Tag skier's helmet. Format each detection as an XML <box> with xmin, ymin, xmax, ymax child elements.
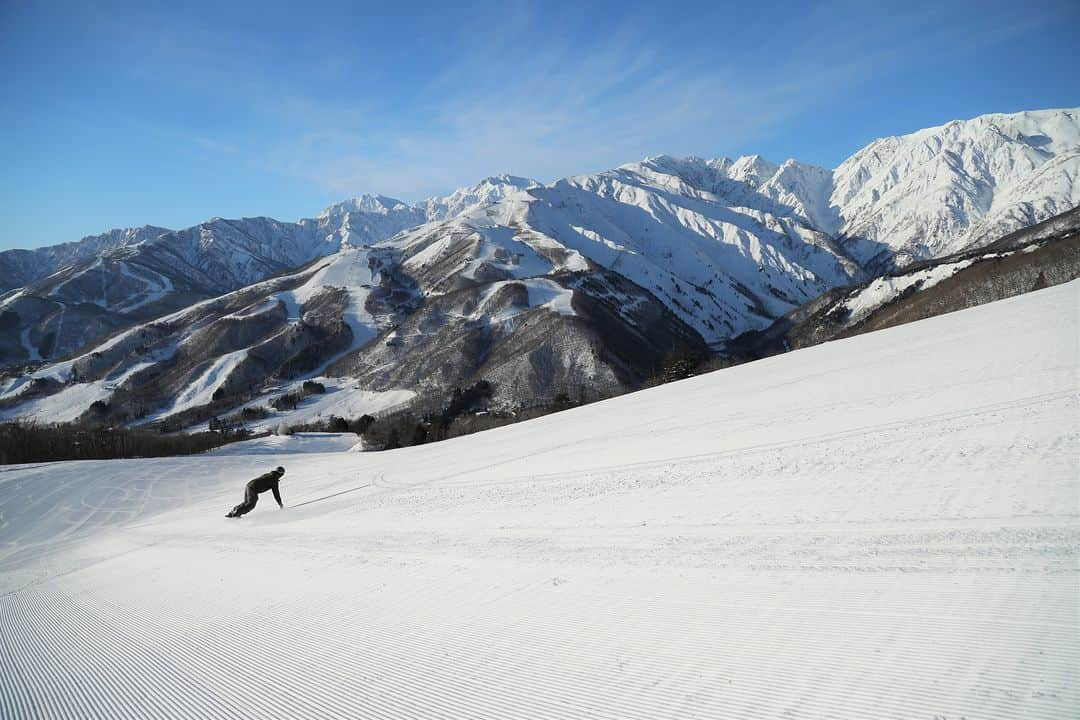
<box><xmin>276</xmin><ymin>466</ymin><xmax>285</xmax><ymax>475</ymax></box>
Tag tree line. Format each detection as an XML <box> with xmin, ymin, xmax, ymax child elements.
<box><xmin>0</xmin><ymin>421</ymin><xmax>232</xmax><ymax>465</ymax></box>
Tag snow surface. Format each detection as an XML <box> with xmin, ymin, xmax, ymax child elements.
<box><xmin>473</xmin><ymin>278</ymin><xmax>577</xmax><ymax>322</ymax></box>
<box><xmin>110</xmin><ymin>261</ymin><xmax>175</xmax><ymax>314</ymax></box>
<box><xmin>207</xmin><ymin>432</ymin><xmax>361</xmax><ymax>456</ymax></box>
<box><xmin>142</xmin><ymin>350</ymin><xmax>249</xmax><ymax>422</ymax></box>
<box><xmin>0</xmin><ymin>381</ymin><xmax>112</xmax><ymax>424</ymax></box>
<box><xmin>841</xmin><ymin>258</ymin><xmax>976</xmax><ymax>324</ymax></box>
<box><xmin>0</xmin><ymin>362</ymin><xmax>155</xmax><ymax>423</ymax></box>
<box><xmin>288</xmin><ymin>247</ymin><xmax>384</xmax><ymax>350</ymax></box>
<box><xmin>0</xmin><ymin>281</ymin><xmax>1076</xmax><ymax>719</ymax></box>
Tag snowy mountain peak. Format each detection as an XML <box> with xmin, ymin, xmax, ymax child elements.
<box><xmin>903</xmin><ymin>108</ymin><xmax>1080</xmax><ymax>154</ymax></box>
<box><xmin>631</xmin><ymin>154</ymin><xmax>715</xmax><ymax>178</ymax></box>
<box><xmin>319</xmin><ymin>194</ymin><xmax>412</xmax><ymax>220</ymax></box>
<box><xmin>833</xmin><ymin>107</ymin><xmax>1080</xmax><ymax>267</ymax></box>
<box><xmin>706</xmin><ymin>156</ymin><xmax>734</xmax><ymax>172</ymax></box>
<box><xmin>477</xmin><ymin>174</ymin><xmax>537</xmax><ymax>189</ymax></box>
<box><xmin>100</xmin><ymin>224</ymin><xmax>170</xmax><ymax>243</ymax></box>
<box><xmin>758</xmin><ymin>159</ymin><xmax>839</xmax><ymax>234</ymax></box>
<box><xmin>418</xmin><ymin>174</ymin><xmax>541</xmax><ymax>223</ymax></box>
<box><xmin>728</xmin><ymin>154</ymin><xmax>779</xmax><ymax>187</ymax></box>
<box><xmin>616</xmin><ymin>155</ymin><xmax>729</xmax><ymax>197</ymax></box>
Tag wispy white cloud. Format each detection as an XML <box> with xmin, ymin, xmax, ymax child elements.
<box><xmin>168</xmin><ymin>1</ymin><xmax>1065</xmax><ymax>203</ymax></box>
<box><xmin>252</xmin><ymin>19</ymin><xmax>868</xmax><ymax>199</ymax></box>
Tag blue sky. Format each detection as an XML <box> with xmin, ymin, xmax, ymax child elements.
<box><xmin>1</xmin><ymin>0</ymin><xmax>1077</xmax><ymax>251</ymax></box>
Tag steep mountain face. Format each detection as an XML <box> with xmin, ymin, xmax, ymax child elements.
<box><xmin>1</xmin><ymin>108</ymin><xmax>1077</xmax><ymax>429</ymax></box>
<box><xmin>833</xmin><ymin>108</ymin><xmax>1080</xmax><ymax>269</ymax></box>
<box><xmin>519</xmin><ymin>158</ymin><xmax>859</xmax><ymax>343</ymax></box>
<box><xmin>387</xmin><ymin>156</ymin><xmax>862</xmax><ymax>347</ymax></box>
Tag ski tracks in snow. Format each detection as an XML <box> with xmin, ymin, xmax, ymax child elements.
<box><xmin>1</xmin><ymin>553</ymin><xmax>1076</xmax><ymax>719</ymax></box>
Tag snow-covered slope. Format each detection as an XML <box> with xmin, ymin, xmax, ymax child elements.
<box><xmin>1</xmin><ymin>281</ymin><xmax>1076</xmax><ymax>719</ymax></box>
<box><xmin>0</xmin><ymin>235</ymin><xmax>703</xmax><ymax>428</ymax></box>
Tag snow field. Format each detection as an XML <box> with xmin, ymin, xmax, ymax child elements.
<box><xmin>0</xmin><ymin>361</ymin><xmax>157</xmax><ymax>423</ymax></box>
<box><xmin>841</xmin><ymin>258</ymin><xmax>975</xmax><ymax>323</ymax></box>
<box><xmin>111</xmin><ymin>261</ymin><xmax>175</xmax><ymax>313</ymax></box>
<box><xmin>206</xmin><ymin>432</ymin><xmax>361</xmax><ymax>455</ymax></box>
<box><xmin>0</xmin><ymin>382</ymin><xmax>112</xmax><ymax>424</ymax></box>
<box><xmin>0</xmin><ymin>280</ymin><xmax>1076</xmax><ymax>719</ymax></box>
<box><xmin>142</xmin><ymin>350</ymin><xmax>249</xmax><ymax>421</ymax></box>
<box><xmin>474</xmin><ymin>278</ymin><xmax>577</xmax><ymax>322</ymax></box>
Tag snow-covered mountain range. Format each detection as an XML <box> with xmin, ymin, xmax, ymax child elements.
<box><xmin>0</xmin><ymin>176</ymin><xmax>544</xmax><ymax>367</ymax></box>
<box><xmin>1</xmin><ymin>108</ymin><xmax>1077</xmax><ymax>427</ymax></box>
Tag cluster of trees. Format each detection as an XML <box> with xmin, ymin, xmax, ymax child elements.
<box><xmin>0</xmin><ymin>422</ymin><xmax>231</xmax><ymax>465</ymax></box>
<box><xmin>207</xmin><ymin>416</ymin><xmax>252</xmax><ymax>439</ymax></box>
<box><xmin>362</xmin><ymin>380</ymin><xmax>496</xmax><ymax>449</ymax></box>
<box><xmin>302</xmin><ymin>380</ymin><xmax>327</xmax><ymax>394</ymax></box>
<box><xmin>273</xmin><ymin>380</ymin><xmax>493</xmax><ymax>451</ymax></box>
<box><xmin>204</xmin><ymin>404</ymin><xmax>272</xmax><ymax>437</ymax></box>
<box><xmin>277</xmin><ymin>377</ymin><xmax>634</xmax><ymax>453</ymax></box>
<box><xmin>240</xmin><ymin>405</ymin><xmax>270</xmax><ymax>420</ymax></box>
<box><xmin>642</xmin><ymin>343</ymin><xmax>734</xmax><ymax>388</ymax></box>
<box><xmin>270</xmin><ymin>380</ymin><xmax>326</xmax><ymax>411</ymax></box>
<box><xmin>287</xmin><ymin>413</ymin><xmax>373</xmax><ymax>435</ymax></box>
<box><xmin>352</xmin><ymin>380</ymin><xmax>606</xmax><ymax>451</ymax></box>
<box><xmin>280</xmin><ymin>380</ymin><xmax>502</xmax><ymax>450</ymax></box>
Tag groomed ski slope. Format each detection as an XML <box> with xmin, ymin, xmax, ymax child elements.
<box><xmin>1</xmin><ymin>281</ymin><xmax>1077</xmax><ymax>720</ymax></box>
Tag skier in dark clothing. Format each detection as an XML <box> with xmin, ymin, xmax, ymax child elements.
<box><xmin>226</xmin><ymin>466</ymin><xmax>285</xmax><ymax>517</ymax></box>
